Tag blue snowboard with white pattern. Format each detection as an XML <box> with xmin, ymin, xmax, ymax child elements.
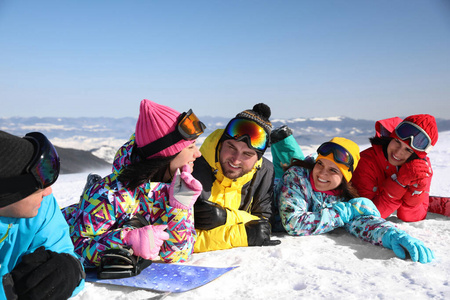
<box><xmin>85</xmin><ymin>263</ymin><xmax>238</xmax><ymax>293</ymax></box>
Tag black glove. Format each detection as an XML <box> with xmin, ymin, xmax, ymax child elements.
<box><xmin>270</xmin><ymin>125</ymin><xmax>293</xmax><ymax>144</ymax></box>
<box><xmin>245</xmin><ymin>219</ymin><xmax>281</xmax><ymax>247</ymax></box>
<box><xmin>194</xmin><ymin>200</ymin><xmax>227</xmax><ymax>230</ymax></box>
<box><xmin>7</xmin><ymin>246</ymin><xmax>84</xmax><ymax>300</ymax></box>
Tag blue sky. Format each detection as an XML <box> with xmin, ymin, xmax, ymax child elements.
<box><xmin>1</xmin><ymin>0</ymin><xmax>449</xmax><ymax>121</ymax></box>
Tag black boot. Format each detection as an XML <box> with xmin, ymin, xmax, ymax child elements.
<box><xmin>270</xmin><ymin>125</ymin><xmax>293</xmax><ymax>144</ymax></box>
<box><xmin>80</xmin><ymin>173</ymin><xmax>102</xmax><ymax>200</ymax></box>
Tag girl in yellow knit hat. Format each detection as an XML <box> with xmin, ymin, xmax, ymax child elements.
<box><xmin>272</xmin><ymin>135</ymin><xmax>434</xmax><ymax>263</ymax></box>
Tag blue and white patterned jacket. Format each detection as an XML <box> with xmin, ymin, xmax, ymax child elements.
<box><xmin>274</xmin><ymin>157</ymin><xmax>397</xmax><ymax>246</ymax></box>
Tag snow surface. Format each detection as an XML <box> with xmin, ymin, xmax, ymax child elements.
<box><xmin>52</xmin><ymin>132</ymin><xmax>450</xmax><ymax>300</ymax></box>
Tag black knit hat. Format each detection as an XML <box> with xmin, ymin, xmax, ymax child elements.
<box><xmin>0</xmin><ymin>131</ymin><xmax>36</xmax><ymax>207</ymax></box>
<box><xmin>222</xmin><ymin>103</ymin><xmax>272</xmax><ymax>159</ymax></box>
<box><xmin>235</xmin><ymin>103</ymin><xmax>272</xmax><ymax>136</ymax></box>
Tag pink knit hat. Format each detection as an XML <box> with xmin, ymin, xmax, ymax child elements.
<box><xmin>135</xmin><ymin>99</ymin><xmax>193</xmax><ymax>159</ymax></box>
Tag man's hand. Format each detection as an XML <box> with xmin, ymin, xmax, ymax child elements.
<box><xmin>193</xmin><ymin>200</ymin><xmax>227</xmax><ymax>230</ymax></box>
<box><xmin>245</xmin><ymin>219</ymin><xmax>281</xmax><ymax>246</ymax></box>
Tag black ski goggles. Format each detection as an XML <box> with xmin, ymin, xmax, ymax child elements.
<box><xmin>317</xmin><ymin>142</ymin><xmax>355</xmax><ymax>173</ymax></box>
<box><xmin>0</xmin><ymin>132</ymin><xmax>60</xmax><ymax>205</ymax></box>
<box><xmin>223</xmin><ymin>118</ymin><xmax>269</xmax><ymax>152</ymax></box>
<box><xmin>395</xmin><ymin>121</ymin><xmax>433</xmax><ymax>153</ymax></box>
<box><xmin>137</xmin><ymin>109</ymin><xmax>206</xmax><ymax>158</ymax></box>
<box><xmin>24</xmin><ymin>132</ymin><xmax>60</xmax><ymax>189</ymax></box>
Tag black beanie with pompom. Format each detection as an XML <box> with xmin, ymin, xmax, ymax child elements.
<box><xmin>234</xmin><ymin>103</ymin><xmax>272</xmax><ymax>136</ymax></box>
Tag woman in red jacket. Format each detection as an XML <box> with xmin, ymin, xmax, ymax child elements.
<box><xmin>352</xmin><ymin>114</ymin><xmax>439</xmax><ymax>222</ymax></box>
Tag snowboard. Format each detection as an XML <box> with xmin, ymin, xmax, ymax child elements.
<box><xmin>85</xmin><ymin>263</ymin><xmax>238</xmax><ymax>293</ymax></box>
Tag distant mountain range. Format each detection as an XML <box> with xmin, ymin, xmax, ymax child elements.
<box><xmin>2</xmin><ymin>116</ymin><xmax>449</xmax><ymax>174</ymax></box>
<box><xmin>54</xmin><ymin>146</ymin><xmax>110</xmax><ymax>174</ymax></box>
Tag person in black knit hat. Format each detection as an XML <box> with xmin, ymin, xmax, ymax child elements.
<box><xmin>192</xmin><ymin>103</ymin><xmax>281</xmax><ymax>252</ymax></box>
<box><xmin>0</xmin><ymin>130</ymin><xmax>85</xmax><ymax>299</ymax></box>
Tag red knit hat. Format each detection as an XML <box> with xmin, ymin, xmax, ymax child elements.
<box><xmin>135</xmin><ymin>99</ymin><xmax>193</xmax><ymax>159</ymax></box>
<box><xmin>390</xmin><ymin>114</ymin><xmax>438</xmax><ymax>158</ymax></box>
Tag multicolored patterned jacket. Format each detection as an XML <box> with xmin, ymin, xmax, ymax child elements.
<box><xmin>274</xmin><ymin>157</ymin><xmax>398</xmax><ymax>247</ymax></box>
<box><xmin>62</xmin><ymin>134</ymin><xmax>196</xmax><ymax>268</ymax></box>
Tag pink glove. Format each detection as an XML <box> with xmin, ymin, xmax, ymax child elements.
<box><xmin>397</xmin><ymin>159</ymin><xmax>432</xmax><ymax>187</ymax></box>
<box><xmin>123</xmin><ymin>225</ymin><xmax>169</xmax><ymax>260</ymax></box>
<box><xmin>169</xmin><ymin>164</ymin><xmax>203</xmax><ymax>210</ymax></box>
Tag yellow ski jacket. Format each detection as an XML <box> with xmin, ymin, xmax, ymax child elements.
<box><xmin>192</xmin><ymin>129</ymin><xmax>275</xmax><ymax>252</ymax></box>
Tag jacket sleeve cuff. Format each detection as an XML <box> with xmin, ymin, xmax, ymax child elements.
<box><xmin>2</xmin><ymin>273</ymin><xmax>17</xmax><ymax>300</ymax></box>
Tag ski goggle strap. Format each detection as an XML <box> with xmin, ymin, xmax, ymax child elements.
<box><xmin>395</xmin><ymin>121</ymin><xmax>433</xmax><ymax>153</ymax></box>
<box><xmin>223</xmin><ymin>118</ymin><xmax>269</xmax><ymax>152</ymax></box>
<box><xmin>0</xmin><ymin>132</ymin><xmax>60</xmax><ymax>200</ymax></box>
<box><xmin>317</xmin><ymin>142</ymin><xmax>355</xmax><ymax>173</ymax></box>
<box><xmin>137</xmin><ymin>109</ymin><xmax>206</xmax><ymax>158</ymax></box>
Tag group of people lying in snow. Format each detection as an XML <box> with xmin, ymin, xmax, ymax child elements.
<box><xmin>1</xmin><ymin>99</ymin><xmax>448</xmax><ymax>299</ymax></box>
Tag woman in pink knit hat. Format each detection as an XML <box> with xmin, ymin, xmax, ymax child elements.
<box><xmin>352</xmin><ymin>114</ymin><xmax>448</xmax><ymax>222</ymax></box>
<box><xmin>62</xmin><ymin>99</ymin><xmax>206</xmax><ymax>275</ymax></box>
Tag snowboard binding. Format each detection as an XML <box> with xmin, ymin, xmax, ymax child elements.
<box><xmin>97</xmin><ymin>246</ymin><xmax>152</xmax><ymax>279</ymax></box>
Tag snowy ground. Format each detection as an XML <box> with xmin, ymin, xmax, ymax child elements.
<box><xmin>53</xmin><ymin>132</ymin><xmax>450</xmax><ymax>300</ymax></box>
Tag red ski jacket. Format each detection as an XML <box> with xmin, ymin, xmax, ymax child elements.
<box><xmin>352</xmin><ymin>117</ymin><xmax>432</xmax><ymax>221</ymax></box>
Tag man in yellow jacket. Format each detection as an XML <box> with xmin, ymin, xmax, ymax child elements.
<box><xmin>192</xmin><ymin>103</ymin><xmax>280</xmax><ymax>252</ymax></box>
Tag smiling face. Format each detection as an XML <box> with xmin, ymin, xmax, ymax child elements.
<box><xmin>386</xmin><ymin>138</ymin><xmax>414</xmax><ymax>167</ymax></box>
<box><xmin>219</xmin><ymin>139</ymin><xmax>258</xmax><ymax>179</ymax></box>
<box><xmin>312</xmin><ymin>159</ymin><xmax>344</xmax><ymax>192</ymax></box>
<box><xmin>170</xmin><ymin>141</ymin><xmax>202</xmax><ymax>173</ymax></box>
<box><xmin>0</xmin><ymin>186</ymin><xmax>52</xmax><ymax>218</ymax></box>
